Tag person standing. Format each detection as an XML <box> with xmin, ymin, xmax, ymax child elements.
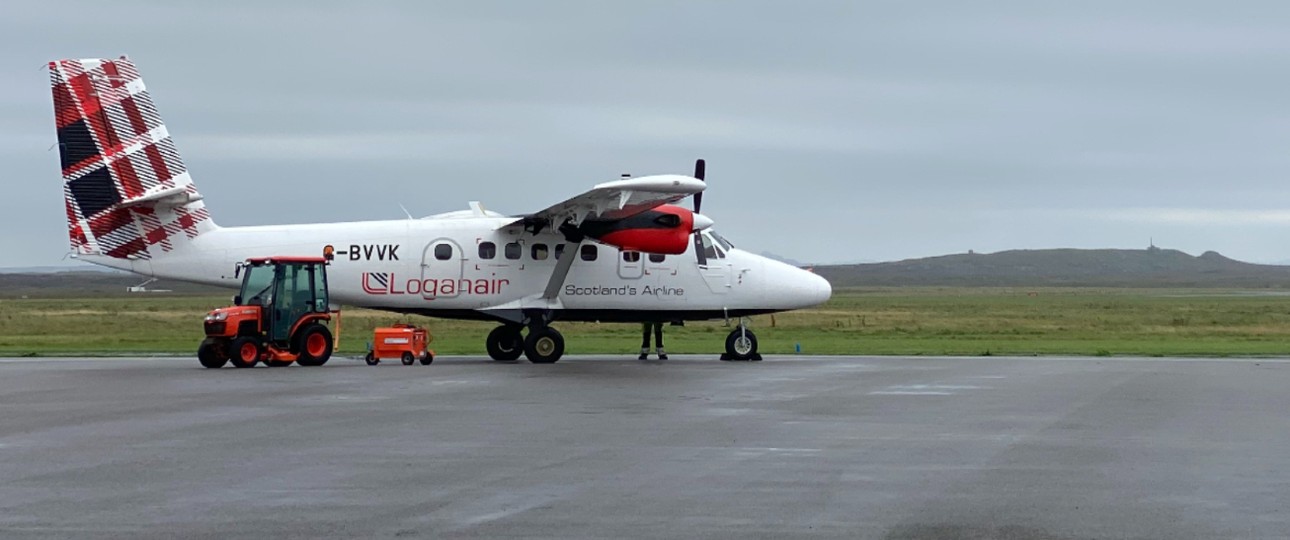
<box><xmin>639</xmin><ymin>321</ymin><xmax>667</xmax><ymax>360</ymax></box>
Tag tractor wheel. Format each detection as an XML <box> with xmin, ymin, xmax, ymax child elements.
<box><xmin>294</xmin><ymin>324</ymin><xmax>333</xmax><ymax>367</ymax></box>
<box><xmin>197</xmin><ymin>338</ymin><xmax>228</xmax><ymax>369</ymax></box>
<box><xmin>365</xmin><ymin>352</ymin><xmax>379</xmax><ymax>366</ymax></box>
<box><xmin>420</xmin><ymin>351</ymin><xmax>434</xmax><ymax>365</ymax></box>
<box><xmin>229</xmin><ymin>336</ymin><xmax>262</xmax><ymax>368</ymax></box>
<box><xmin>401</xmin><ymin>352</ymin><xmax>415</xmax><ymax>365</ymax></box>
<box><xmin>486</xmin><ymin>326</ymin><xmax>524</xmax><ymax>361</ymax></box>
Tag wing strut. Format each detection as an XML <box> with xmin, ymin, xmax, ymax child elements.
<box><xmin>541</xmin><ymin>221</ymin><xmax>587</xmax><ymax>300</ymax></box>
<box><xmin>542</xmin><ymin>240</ymin><xmax>582</xmax><ymax>300</ymax></box>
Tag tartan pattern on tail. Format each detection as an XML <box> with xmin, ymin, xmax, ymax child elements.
<box><xmin>50</xmin><ymin>56</ymin><xmax>212</xmax><ymax>259</ymax></box>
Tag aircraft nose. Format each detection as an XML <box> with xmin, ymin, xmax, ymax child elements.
<box><xmin>806</xmin><ymin>270</ymin><xmax>832</xmax><ymax>305</ymax></box>
<box><xmin>692</xmin><ymin>213</ymin><xmax>714</xmax><ymax>231</ymax></box>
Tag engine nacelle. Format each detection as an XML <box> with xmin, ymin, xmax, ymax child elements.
<box><xmin>580</xmin><ymin>204</ymin><xmax>695</xmax><ymax>255</ymax></box>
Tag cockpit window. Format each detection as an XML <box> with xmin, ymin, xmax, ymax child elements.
<box><xmin>700</xmin><ymin>233</ymin><xmax>723</xmax><ymax>260</ymax></box>
<box><xmin>712</xmin><ymin>232</ymin><xmax>734</xmax><ymax>251</ymax></box>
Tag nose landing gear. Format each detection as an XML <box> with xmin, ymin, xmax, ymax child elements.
<box><xmin>720</xmin><ymin>325</ymin><xmax>761</xmax><ymax>361</ymax></box>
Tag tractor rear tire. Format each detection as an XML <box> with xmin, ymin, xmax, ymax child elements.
<box><xmin>229</xmin><ymin>336</ymin><xmax>262</xmax><ymax>368</ymax></box>
<box><xmin>294</xmin><ymin>324</ymin><xmax>333</xmax><ymax>367</ymax></box>
<box><xmin>198</xmin><ymin>338</ymin><xmax>228</xmax><ymax>369</ymax></box>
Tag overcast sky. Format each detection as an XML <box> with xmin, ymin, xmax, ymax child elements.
<box><xmin>4</xmin><ymin>0</ymin><xmax>1290</xmax><ymax>267</ymax></box>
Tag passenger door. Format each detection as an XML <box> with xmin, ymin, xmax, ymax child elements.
<box><xmin>421</xmin><ymin>238</ymin><xmax>465</xmax><ymax>300</ymax></box>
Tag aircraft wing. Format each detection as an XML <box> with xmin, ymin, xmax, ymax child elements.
<box><xmin>504</xmin><ymin>174</ymin><xmax>705</xmax><ymax>230</ymax></box>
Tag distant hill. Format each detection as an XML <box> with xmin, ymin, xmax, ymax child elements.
<box><xmin>0</xmin><ymin>271</ymin><xmax>227</xmax><ymax>298</ymax></box>
<box><xmin>814</xmin><ymin>248</ymin><xmax>1290</xmax><ymax>288</ymax></box>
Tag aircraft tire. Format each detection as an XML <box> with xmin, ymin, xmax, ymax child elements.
<box><xmin>294</xmin><ymin>324</ymin><xmax>333</xmax><ymax>366</ymax></box>
<box><xmin>524</xmin><ymin>327</ymin><xmax>564</xmax><ymax>364</ymax></box>
<box><xmin>723</xmin><ymin>327</ymin><xmax>758</xmax><ymax>361</ymax></box>
<box><xmin>486</xmin><ymin>326</ymin><xmax>524</xmax><ymax>361</ymax></box>
<box><xmin>198</xmin><ymin>338</ymin><xmax>228</xmax><ymax>369</ymax></box>
<box><xmin>229</xmin><ymin>336</ymin><xmax>262</xmax><ymax>368</ymax></box>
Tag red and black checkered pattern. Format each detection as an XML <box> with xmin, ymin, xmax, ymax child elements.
<box><xmin>50</xmin><ymin>56</ymin><xmax>212</xmax><ymax>259</ymax></box>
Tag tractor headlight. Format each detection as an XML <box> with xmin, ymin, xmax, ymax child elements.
<box><xmin>206</xmin><ymin>312</ymin><xmax>229</xmax><ymax>322</ymax></box>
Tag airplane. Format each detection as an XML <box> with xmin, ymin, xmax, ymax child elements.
<box><xmin>46</xmin><ymin>56</ymin><xmax>833</xmax><ymax>364</ymax></box>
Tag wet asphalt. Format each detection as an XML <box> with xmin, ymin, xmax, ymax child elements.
<box><xmin>1</xmin><ymin>354</ymin><xmax>1288</xmax><ymax>539</ymax></box>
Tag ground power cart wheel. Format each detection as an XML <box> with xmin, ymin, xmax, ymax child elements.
<box><xmin>365</xmin><ymin>324</ymin><xmax>434</xmax><ymax>366</ymax></box>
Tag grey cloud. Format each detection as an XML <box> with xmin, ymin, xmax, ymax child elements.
<box><xmin>4</xmin><ymin>0</ymin><xmax>1290</xmax><ymax>267</ymax></box>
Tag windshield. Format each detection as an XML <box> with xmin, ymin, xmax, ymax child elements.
<box><xmin>711</xmin><ymin>231</ymin><xmax>735</xmax><ymax>251</ymax></box>
<box><xmin>240</xmin><ymin>264</ymin><xmax>276</xmax><ymax>305</ymax></box>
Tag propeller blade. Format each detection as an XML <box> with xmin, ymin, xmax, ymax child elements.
<box><xmin>693</xmin><ymin>159</ymin><xmax>705</xmax><ymax>213</ymax></box>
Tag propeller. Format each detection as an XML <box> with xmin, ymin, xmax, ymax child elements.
<box><xmin>693</xmin><ymin>158</ymin><xmax>705</xmax><ymax>214</ymax></box>
<box><xmin>692</xmin><ymin>158</ymin><xmax>709</xmax><ymax>266</ymax></box>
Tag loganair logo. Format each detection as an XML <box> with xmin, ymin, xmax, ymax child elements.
<box><xmin>362</xmin><ymin>272</ymin><xmax>509</xmax><ymax>299</ymax></box>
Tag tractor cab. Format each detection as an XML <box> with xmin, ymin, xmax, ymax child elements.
<box><xmin>199</xmin><ymin>256</ymin><xmax>337</xmax><ymax>368</ymax></box>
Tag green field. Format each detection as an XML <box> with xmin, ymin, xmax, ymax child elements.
<box><xmin>3</xmin><ymin>287</ymin><xmax>1290</xmax><ymax>357</ymax></box>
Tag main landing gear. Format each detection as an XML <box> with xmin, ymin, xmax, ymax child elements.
<box><xmin>485</xmin><ymin>324</ymin><xmax>565</xmax><ymax>364</ymax></box>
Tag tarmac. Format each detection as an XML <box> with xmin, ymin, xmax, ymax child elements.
<box><xmin>1</xmin><ymin>354</ymin><xmax>1289</xmax><ymax>539</ymax></box>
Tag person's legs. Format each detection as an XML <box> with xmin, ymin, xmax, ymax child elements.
<box><xmin>655</xmin><ymin>323</ymin><xmax>667</xmax><ymax>360</ymax></box>
<box><xmin>639</xmin><ymin>323</ymin><xmax>651</xmax><ymax>359</ymax></box>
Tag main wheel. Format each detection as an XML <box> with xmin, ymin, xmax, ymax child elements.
<box><xmin>197</xmin><ymin>338</ymin><xmax>228</xmax><ymax>369</ymax></box>
<box><xmin>524</xmin><ymin>327</ymin><xmax>565</xmax><ymax>364</ymax></box>
<box><xmin>229</xmin><ymin>336</ymin><xmax>262</xmax><ymax>368</ymax></box>
<box><xmin>724</xmin><ymin>327</ymin><xmax>759</xmax><ymax>361</ymax></box>
<box><xmin>420</xmin><ymin>351</ymin><xmax>434</xmax><ymax>365</ymax></box>
<box><xmin>294</xmin><ymin>324</ymin><xmax>333</xmax><ymax>366</ymax></box>
<box><xmin>401</xmin><ymin>352</ymin><xmax>415</xmax><ymax>365</ymax></box>
<box><xmin>486</xmin><ymin>326</ymin><xmax>524</xmax><ymax>361</ymax></box>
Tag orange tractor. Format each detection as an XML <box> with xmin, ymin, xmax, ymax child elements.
<box><xmin>198</xmin><ymin>256</ymin><xmax>338</xmax><ymax>368</ymax></box>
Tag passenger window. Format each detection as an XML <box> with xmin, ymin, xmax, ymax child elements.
<box><xmin>434</xmin><ymin>244</ymin><xmax>453</xmax><ymax>260</ymax></box>
<box><xmin>504</xmin><ymin>242</ymin><xmax>521</xmax><ymax>260</ymax></box>
<box><xmin>648</xmin><ymin>253</ymin><xmax>665</xmax><ymax>263</ymax></box>
<box><xmin>555</xmin><ymin>244</ymin><xmax>565</xmax><ymax>259</ymax></box>
<box><xmin>478</xmin><ymin>241</ymin><xmax>496</xmax><ymax>260</ymax></box>
<box><xmin>622</xmin><ymin>251</ymin><xmax>641</xmax><ymax>263</ymax></box>
<box><xmin>581</xmin><ymin>245</ymin><xmax>597</xmax><ymax>261</ymax></box>
<box><xmin>532</xmin><ymin>243</ymin><xmax>549</xmax><ymax>260</ymax></box>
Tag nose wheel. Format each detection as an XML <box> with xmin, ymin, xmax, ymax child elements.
<box><xmin>721</xmin><ymin>325</ymin><xmax>761</xmax><ymax>361</ymax></box>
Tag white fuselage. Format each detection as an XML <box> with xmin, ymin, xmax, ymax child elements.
<box><xmin>85</xmin><ymin>214</ymin><xmax>832</xmax><ymax>322</ymax></box>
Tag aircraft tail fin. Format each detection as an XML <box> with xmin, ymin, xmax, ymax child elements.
<box><xmin>49</xmin><ymin>56</ymin><xmax>215</xmax><ymax>260</ymax></box>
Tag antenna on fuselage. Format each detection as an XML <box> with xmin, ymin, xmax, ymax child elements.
<box><xmin>397</xmin><ymin>203</ymin><xmax>415</xmax><ymax>220</ymax></box>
